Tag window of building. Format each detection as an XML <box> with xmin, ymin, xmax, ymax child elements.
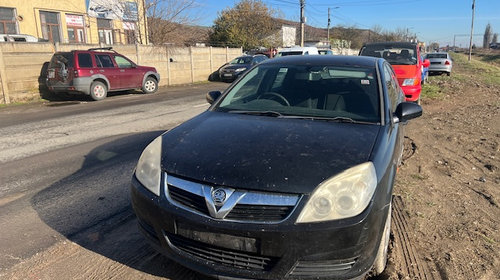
<box><xmin>66</xmin><ymin>14</ymin><xmax>85</xmax><ymax>43</ymax></box>
<box><xmin>40</xmin><ymin>11</ymin><xmax>61</xmax><ymax>43</ymax></box>
<box><xmin>0</xmin><ymin>7</ymin><xmax>17</xmax><ymax>34</ymax></box>
<box><xmin>97</xmin><ymin>18</ymin><xmax>113</xmax><ymax>45</ymax></box>
<box><xmin>123</xmin><ymin>22</ymin><xmax>136</xmax><ymax>44</ymax></box>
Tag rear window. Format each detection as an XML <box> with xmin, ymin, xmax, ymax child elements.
<box><xmin>276</xmin><ymin>51</ymin><xmax>303</xmax><ymax>57</ymax></box>
<box><xmin>49</xmin><ymin>52</ymin><xmax>74</xmax><ymax>68</ymax></box>
<box><xmin>425</xmin><ymin>53</ymin><xmax>448</xmax><ymax>59</ymax></box>
<box><xmin>360</xmin><ymin>45</ymin><xmax>417</xmax><ymax>65</ymax></box>
<box><xmin>77</xmin><ymin>53</ymin><xmax>93</xmax><ymax>68</ymax></box>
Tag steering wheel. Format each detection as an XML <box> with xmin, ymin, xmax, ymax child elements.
<box><xmin>257</xmin><ymin>92</ymin><xmax>290</xmax><ymax>106</ymax></box>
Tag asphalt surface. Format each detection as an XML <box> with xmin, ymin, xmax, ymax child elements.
<box><xmin>0</xmin><ymin>82</ymin><xmax>228</xmax><ymax>278</ymax></box>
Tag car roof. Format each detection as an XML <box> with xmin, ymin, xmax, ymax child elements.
<box><xmin>260</xmin><ymin>55</ymin><xmax>379</xmax><ymax>67</ymax></box>
<box><xmin>362</xmin><ymin>41</ymin><xmax>417</xmax><ymax>48</ymax></box>
<box><xmin>279</xmin><ymin>46</ymin><xmax>318</xmax><ymax>51</ymax></box>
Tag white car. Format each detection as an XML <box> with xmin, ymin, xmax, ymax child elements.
<box><xmin>276</xmin><ymin>46</ymin><xmax>319</xmax><ymax>56</ymax></box>
<box><xmin>0</xmin><ymin>34</ymin><xmax>39</xmax><ymax>42</ymax></box>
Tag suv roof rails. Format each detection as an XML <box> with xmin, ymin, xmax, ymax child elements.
<box><xmin>87</xmin><ymin>47</ymin><xmax>116</xmax><ymax>52</ymax></box>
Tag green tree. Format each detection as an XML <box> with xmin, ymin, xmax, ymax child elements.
<box><xmin>209</xmin><ymin>0</ymin><xmax>277</xmax><ymax>49</ymax></box>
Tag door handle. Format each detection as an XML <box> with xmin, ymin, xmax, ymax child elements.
<box><xmin>120</xmin><ymin>69</ymin><xmax>125</xmax><ymax>72</ymax></box>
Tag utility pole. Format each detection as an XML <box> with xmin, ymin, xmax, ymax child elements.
<box><xmin>327</xmin><ymin>7</ymin><xmax>330</xmax><ymax>45</ymax></box>
<box><xmin>300</xmin><ymin>0</ymin><xmax>305</xmax><ymax>47</ymax></box>
<box><xmin>469</xmin><ymin>0</ymin><xmax>476</xmax><ymax>61</ymax></box>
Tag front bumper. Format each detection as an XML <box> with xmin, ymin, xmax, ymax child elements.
<box><xmin>131</xmin><ymin>175</ymin><xmax>389</xmax><ymax>280</ymax></box>
<box><xmin>401</xmin><ymin>84</ymin><xmax>421</xmax><ymax>102</ymax></box>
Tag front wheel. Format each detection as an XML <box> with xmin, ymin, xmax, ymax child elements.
<box><xmin>142</xmin><ymin>77</ymin><xmax>158</xmax><ymax>94</ymax></box>
<box><xmin>90</xmin><ymin>81</ymin><xmax>107</xmax><ymax>101</ymax></box>
<box><xmin>372</xmin><ymin>204</ymin><xmax>392</xmax><ymax>276</ymax></box>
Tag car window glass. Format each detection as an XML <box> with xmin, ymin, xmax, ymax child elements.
<box><xmin>114</xmin><ymin>56</ymin><xmax>133</xmax><ymax>68</ymax></box>
<box><xmin>77</xmin><ymin>53</ymin><xmax>93</xmax><ymax>68</ymax></box>
<box><xmin>49</xmin><ymin>52</ymin><xmax>74</xmax><ymax>68</ymax></box>
<box><xmin>95</xmin><ymin>54</ymin><xmax>114</xmax><ymax>68</ymax></box>
<box><xmin>361</xmin><ymin>46</ymin><xmax>417</xmax><ymax>65</ymax></box>
<box><xmin>383</xmin><ymin>64</ymin><xmax>398</xmax><ymax>111</ymax></box>
<box><xmin>216</xmin><ymin>64</ymin><xmax>380</xmax><ymax>123</ymax></box>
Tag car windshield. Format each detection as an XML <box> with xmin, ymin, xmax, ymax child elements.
<box><xmin>426</xmin><ymin>53</ymin><xmax>447</xmax><ymax>59</ymax></box>
<box><xmin>229</xmin><ymin>57</ymin><xmax>253</xmax><ymax>64</ymax></box>
<box><xmin>361</xmin><ymin>46</ymin><xmax>417</xmax><ymax>65</ymax></box>
<box><xmin>213</xmin><ymin>64</ymin><xmax>380</xmax><ymax>123</ymax></box>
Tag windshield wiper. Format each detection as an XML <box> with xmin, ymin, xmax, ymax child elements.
<box><xmin>280</xmin><ymin>115</ymin><xmax>375</xmax><ymax>124</ymax></box>
<box><xmin>228</xmin><ymin>110</ymin><xmax>283</xmax><ymax>117</ymax></box>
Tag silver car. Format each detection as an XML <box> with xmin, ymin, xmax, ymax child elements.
<box><xmin>425</xmin><ymin>52</ymin><xmax>452</xmax><ymax>76</ymax></box>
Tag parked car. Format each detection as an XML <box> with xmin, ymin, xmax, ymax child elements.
<box><xmin>359</xmin><ymin>42</ymin><xmax>430</xmax><ymax>104</ymax></box>
<box><xmin>46</xmin><ymin>47</ymin><xmax>159</xmax><ymax>101</ymax></box>
<box><xmin>131</xmin><ymin>55</ymin><xmax>422</xmax><ymax>280</ymax></box>
<box><xmin>425</xmin><ymin>52</ymin><xmax>453</xmax><ymax>76</ymax></box>
<box><xmin>0</xmin><ymin>34</ymin><xmax>39</xmax><ymax>42</ymax></box>
<box><xmin>421</xmin><ymin>55</ymin><xmax>429</xmax><ymax>84</ymax></box>
<box><xmin>276</xmin><ymin>46</ymin><xmax>320</xmax><ymax>56</ymax></box>
<box><xmin>219</xmin><ymin>55</ymin><xmax>268</xmax><ymax>82</ymax></box>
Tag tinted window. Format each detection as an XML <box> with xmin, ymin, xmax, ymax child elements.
<box><xmin>77</xmin><ymin>53</ymin><xmax>93</xmax><ymax>68</ymax></box>
<box><xmin>229</xmin><ymin>57</ymin><xmax>252</xmax><ymax>64</ymax></box>
<box><xmin>361</xmin><ymin>45</ymin><xmax>417</xmax><ymax>65</ymax></box>
<box><xmin>95</xmin><ymin>54</ymin><xmax>114</xmax><ymax>68</ymax></box>
<box><xmin>216</xmin><ymin>64</ymin><xmax>380</xmax><ymax>123</ymax></box>
<box><xmin>383</xmin><ymin>64</ymin><xmax>398</xmax><ymax>111</ymax></box>
<box><xmin>49</xmin><ymin>52</ymin><xmax>74</xmax><ymax>68</ymax></box>
<box><xmin>114</xmin><ymin>56</ymin><xmax>133</xmax><ymax>68</ymax></box>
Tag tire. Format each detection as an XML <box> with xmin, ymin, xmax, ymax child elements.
<box><xmin>90</xmin><ymin>81</ymin><xmax>107</xmax><ymax>101</ymax></box>
<box><xmin>142</xmin><ymin>76</ymin><xmax>158</xmax><ymax>94</ymax></box>
<box><xmin>446</xmin><ymin>72</ymin><xmax>451</xmax><ymax>76</ymax></box>
<box><xmin>372</xmin><ymin>204</ymin><xmax>392</xmax><ymax>276</ymax></box>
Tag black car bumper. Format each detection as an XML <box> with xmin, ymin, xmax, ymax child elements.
<box><xmin>131</xmin><ymin>175</ymin><xmax>389</xmax><ymax>280</ymax></box>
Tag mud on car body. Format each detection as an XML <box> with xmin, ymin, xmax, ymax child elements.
<box><xmin>131</xmin><ymin>55</ymin><xmax>422</xmax><ymax>280</ymax></box>
<box><xmin>46</xmin><ymin>47</ymin><xmax>159</xmax><ymax>101</ymax></box>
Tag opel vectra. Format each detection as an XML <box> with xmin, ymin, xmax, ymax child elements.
<box><xmin>131</xmin><ymin>55</ymin><xmax>422</xmax><ymax>280</ymax></box>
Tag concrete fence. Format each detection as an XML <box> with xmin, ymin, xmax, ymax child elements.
<box><xmin>0</xmin><ymin>43</ymin><xmax>242</xmax><ymax>104</ymax></box>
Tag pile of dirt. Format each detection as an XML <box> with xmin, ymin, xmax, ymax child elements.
<box><xmin>390</xmin><ymin>53</ymin><xmax>500</xmax><ymax>279</ymax></box>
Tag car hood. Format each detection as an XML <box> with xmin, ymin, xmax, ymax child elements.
<box><xmin>161</xmin><ymin>111</ymin><xmax>380</xmax><ymax>194</ymax></box>
<box><xmin>392</xmin><ymin>65</ymin><xmax>419</xmax><ymax>79</ymax></box>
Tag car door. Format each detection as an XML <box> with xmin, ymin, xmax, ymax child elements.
<box><xmin>383</xmin><ymin>63</ymin><xmax>405</xmax><ymax>167</ymax></box>
<box><xmin>113</xmin><ymin>55</ymin><xmax>143</xmax><ymax>89</ymax></box>
<box><xmin>94</xmin><ymin>53</ymin><xmax>121</xmax><ymax>90</ymax></box>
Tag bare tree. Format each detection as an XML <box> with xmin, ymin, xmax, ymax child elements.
<box><xmin>145</xmin><ymin>0</ymin><xmax>200</xmax><ymax>45</ymax></box>
<box><xmin>483</xmin><ymin>23</ymin><xmax>492</xmax><ymax>48</ymax></box>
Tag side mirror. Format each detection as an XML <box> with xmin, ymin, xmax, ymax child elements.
<box><xmin>206</xmin><ymin>91</ymin><xmax>222</xmax><ymax>104</ymax></box>
<box><xmin>394</xmin><ymin>102</ymin><xmax>422</xmax><ymax>123</ymax></box>
<box><xmin>423</xmin><ymin>59</ymin><xmax>430</xmax><ymax>68</ymax></box>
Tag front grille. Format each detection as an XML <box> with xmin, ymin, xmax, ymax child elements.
<box><xmin>289</xmin><ymin>258</ymin><xmax>357</xmax><ymax>277</ymax></box>
<box><xmin>226</xmin><ymin>204</ymin><xmax>294</xmax><ymax>222</ymax></box>
<box><xmin>166</xmin><ymin>233</ymin><xmax>278</xmax><ymax>271</ymax></box>
<box><xmin>168</xmin><ymin>184</ymin><xmax>209</xmax><ymax>216</ymax></box>
<box><xmin>165</xmin><ymin>174</ymin><xmax>300</xmax><ymax>223</ymax></box>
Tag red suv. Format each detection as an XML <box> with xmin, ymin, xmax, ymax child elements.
<box><xmin>359</xmin><ymin>42</ymin><xmax>429</xmax><ymax>104</ymax></box>
<box><xmin>46</xmin><ymin>47</ymin><xmax>160</xmax><ymax>101</ymax></box>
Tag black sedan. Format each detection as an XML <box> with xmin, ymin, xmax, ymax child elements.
<box><xmin>131</xmin><ymin>55</ymin><xmax>422</xmax><ymax>280</ymax></box>
<box><xmin>219</xmin><ymin>54</ymin><xmax>268</xmax><ymax>82</ymax></box>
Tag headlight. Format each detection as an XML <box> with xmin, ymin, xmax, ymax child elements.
<box><xmin>296</xmin><ymin>162</ymin><xmax>377</xmax><ymax>223</ymax></box>
<box><xmin>402</xmin><ymin>78</ymin><xmax>417</xmax><ymax>86</ymax></box>
<box><xmin>135</xmin><ymin>136</ymin><xmax>162</xmax><ymax>196</ymax></box>
<box><xmin>235</xmin><ymin>67</ymin><xmax>247</xmax><ymax>72</ymax></box>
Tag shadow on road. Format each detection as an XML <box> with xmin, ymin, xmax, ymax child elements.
<box><xmin>30</xmin><ymin>131</ymin><xmax>210</xmax><ymax>279</ymax></box>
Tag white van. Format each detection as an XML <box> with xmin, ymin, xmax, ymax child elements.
<box><xmin>0</xmin><ymin>34</ymin><xmax>39</xmax><ymax>42</ymax></box>
<box><xmin>276</xmin><ymin>46</ymin><xmax>319</xmax><ymax>57</ymax></box>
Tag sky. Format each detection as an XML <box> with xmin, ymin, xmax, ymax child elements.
<box><xmin>195</xmin><ymin>0</ymin><xmax>500</xmax><ymax>47</ymax></box>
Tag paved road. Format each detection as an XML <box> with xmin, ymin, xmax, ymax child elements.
<box><xmin>0</xmin><ymin>83</ymin><xmax>228</xmax><ymax>279</ymax></box>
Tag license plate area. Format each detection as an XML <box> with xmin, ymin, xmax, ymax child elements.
<box><xmin>223</xmin><ymin>73</ymin><xmax>232</xmax><ymax>77</ymax></box>
<box><xmin>176</xmin><ymin>222</ymin><xmax>258</xmax><ymax>253</ymax></box>
<box><xmin>48</xmin><ymin>70</ymin><xmax>55</xmax><ymax>78</ymax></box>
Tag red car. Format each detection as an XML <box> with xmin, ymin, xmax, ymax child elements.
<box><xmin>359</xmin><ymin>42</ymin><xmax>430</xmax><ymax>104</ymax></box>
<box><xmin>47</xmin><ymin>47</ymin><xmax>160</xmax><ymax>101</ymax></box>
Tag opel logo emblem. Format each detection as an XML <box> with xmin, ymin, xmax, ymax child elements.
<box><xmin>211</xmin><ymin>188</ymin><xmax>227</xmax><ymax>207</ymax></box>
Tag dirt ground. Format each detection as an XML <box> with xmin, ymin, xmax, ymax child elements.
<box><xmin>386</xmin><ymin>52</ymin><xmax>500</xmax><ymax>280</ymax></box>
